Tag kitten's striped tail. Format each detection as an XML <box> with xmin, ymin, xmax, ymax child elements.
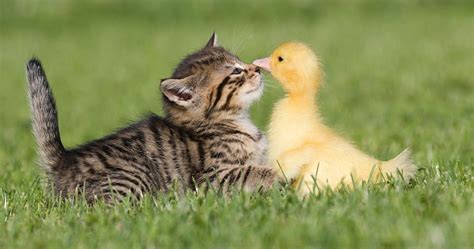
<box><xmin>26</xmin><ymin>58</ymin><xmax>65</xmax><ymax>172</ymax></box>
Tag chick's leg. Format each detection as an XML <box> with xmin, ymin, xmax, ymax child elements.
<box><xmin>276</xmin><ymin>144</ymin><xmax>317</xmax><ymax>181</ymax></box>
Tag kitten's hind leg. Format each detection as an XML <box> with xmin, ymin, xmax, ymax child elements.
<box><xmin>86</xmin><ymin>172</ymin><xmax>145</xmax><ymax>204</ymax></box>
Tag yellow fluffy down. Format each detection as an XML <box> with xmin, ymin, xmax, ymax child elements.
<box><xmin>260</xmin><ymin>42</ymin><xmax>417</xmax><ymax>196</ymax></box>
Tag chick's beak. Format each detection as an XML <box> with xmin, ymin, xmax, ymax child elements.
<box><xmin>252</xmin><ymin>57</ymin><xmax>271</xmax><ymax>72</ymax></box>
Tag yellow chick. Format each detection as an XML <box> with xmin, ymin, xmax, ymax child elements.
<box><xmin>253</xmin><ymin>42</ymin><xmax>417</xmax><ymax>196</ymax></box>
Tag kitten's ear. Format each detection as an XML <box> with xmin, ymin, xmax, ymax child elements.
<box><xmin>204</xmin><ymin>32</ymin><xmax>219</xmax><ymax>49</ymax></box>
<box><xmin>160</xmin><ymin>76</ymin><xmax>195</xmax><ymax>107</ymax></box>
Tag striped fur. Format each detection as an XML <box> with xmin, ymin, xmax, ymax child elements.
<box><xmin>26</xmin><ymin>34</ymin><xmax>277</xmax><ymax>204</ymax></box>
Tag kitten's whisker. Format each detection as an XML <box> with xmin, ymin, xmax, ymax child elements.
<box><xmin>231</xmin><ymin>25</ymin><xmax>237</xmax><ymax>53</ymax></box>
<box><xmin>233</xmin><ymin>25</ymin><xmax>252</xmax><ymax>55</ymax></box>
<box><xmin>262</xmin><ymin>79</ymin><xmax>279</xmax><ymax>89</ymax></box>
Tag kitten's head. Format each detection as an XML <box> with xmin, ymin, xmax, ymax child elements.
<box><xmin>161</xmin><ymin>33</ymin><xmax>263</xmax><ymax>125</ymax></box>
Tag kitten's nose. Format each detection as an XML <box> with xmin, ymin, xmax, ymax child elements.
<box><xmin>249</xmin><ymin>65</ymin><xmax>260</xmax><ymax>74</ymax></box>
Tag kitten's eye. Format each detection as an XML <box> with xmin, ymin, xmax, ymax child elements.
<box><xmin>231</xmin><ymin>67</ymin><xmax>243</xmax><ymax>75</ymax></box>
<box><xmin>278</xmin><ymin>56</ymin><xmax>284</xmax><ymax>62</ymax></box>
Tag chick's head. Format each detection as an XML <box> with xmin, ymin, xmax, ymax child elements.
<box><xmin>254</xmin><ymin>42</ymin><xmax>322</xmax><ymax>95</ymax></box>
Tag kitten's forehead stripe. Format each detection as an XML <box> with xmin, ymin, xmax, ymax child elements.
<box><xmin>172</xmin><ymin>47</ymin><xmax>238</xmax><ymax>78</ymax></box>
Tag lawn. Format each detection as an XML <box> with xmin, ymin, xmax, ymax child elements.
<box><xmin>1</xmin><ymin>0</ymin><xmax>473</xmax><ymax>248</ymax></box>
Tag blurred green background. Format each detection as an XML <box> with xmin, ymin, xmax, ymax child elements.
<box><xmin>1</xmin><ymin>0</ymin><xmax>473</xmax><ymax>248</ymax></box>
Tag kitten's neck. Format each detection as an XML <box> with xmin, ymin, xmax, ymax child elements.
<box><xmin>167</xmin><ymin>111</ymin><xmax>256</xmax><ymax>133</ymax></box>
<box><xmin>209</xmin><ymin>113</ymin><xmax>256</xmax><ymax>130</ymax></box>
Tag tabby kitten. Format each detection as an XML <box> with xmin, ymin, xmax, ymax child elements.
<box><xmin>26</xmin><ymin>33</ymin><xmax>277</xmax><ymax>203</ymax></box>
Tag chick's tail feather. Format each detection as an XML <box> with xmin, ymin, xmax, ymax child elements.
<box><xmin>26</xmin><ymin>58</ymin><xmax>66</xmax><ymax>173</ymax></box>
<box><xmin>382</xmin><ymin>148</ymin><xmax>417</xmax><ymax>181</ymax></box>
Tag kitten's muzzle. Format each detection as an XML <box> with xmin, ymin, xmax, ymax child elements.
<box><xmin>248</xmin><ymin>64</ymin><xmax>261</xmax><ymax>74</ymax></box>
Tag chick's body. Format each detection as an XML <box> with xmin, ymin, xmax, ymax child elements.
<box><xmin>254</xmin><ymin>42</ymin><xmax>416</xmax><ymax>196</ymax></box>
<box><xmin>269</xmin><ymin>96</ymin><xmax>383</xmax><ymax>193</ymax></box>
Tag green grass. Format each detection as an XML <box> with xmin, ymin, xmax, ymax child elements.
<box><xmin>1</xmin><ymin>1</ymin><xmax>473</xmax><ymax>248</ymax></box>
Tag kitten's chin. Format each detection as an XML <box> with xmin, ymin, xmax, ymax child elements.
<box><xmin>242</xmin><ymin>81</ymin><xmax>264</xmax><ymax>107</ymax></box>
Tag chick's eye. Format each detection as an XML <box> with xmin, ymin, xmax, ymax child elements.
<box><xmin>231</xmin><ymin>67</ymin><xmax>243</xmax><ymax>75</ymax></box>
<box><xmin>278</xmin><ymin>56</ymin><xmax>284</xmax><ymax>62</ymax></box>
